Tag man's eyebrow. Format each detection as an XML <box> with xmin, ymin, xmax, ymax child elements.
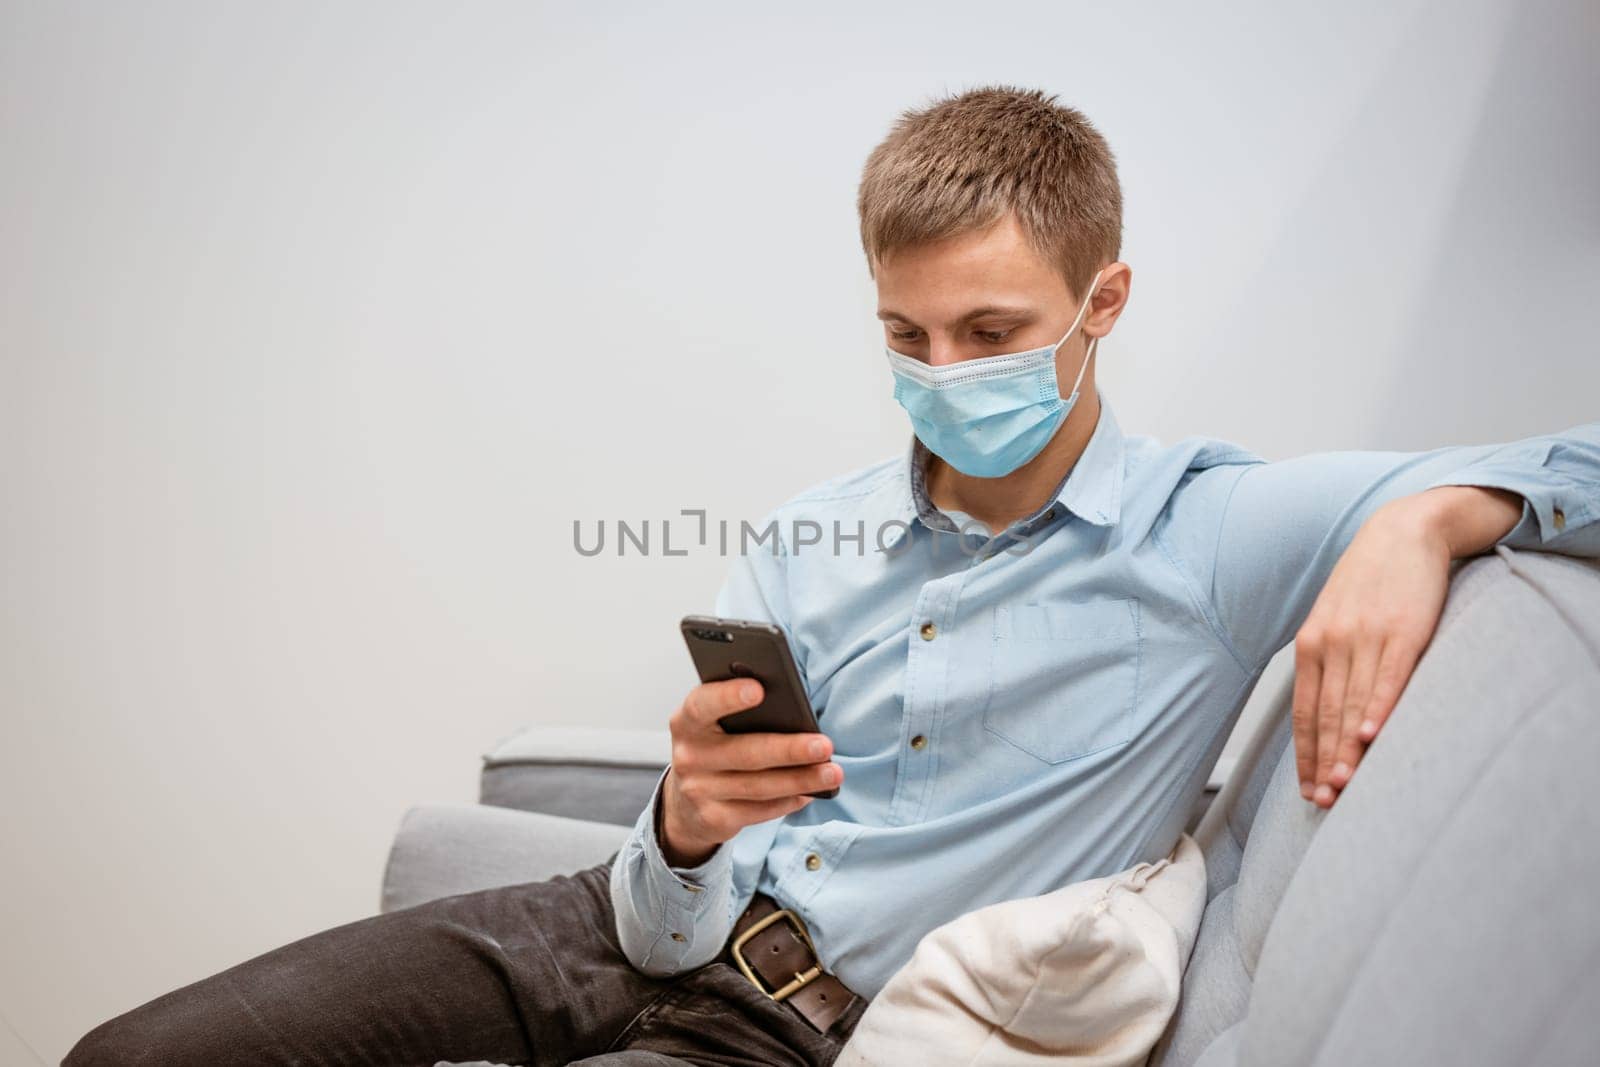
<box><xmin>876</xmin><ymin>304</ymin><xmax>1034</xmax><ymax>324</ymax></box>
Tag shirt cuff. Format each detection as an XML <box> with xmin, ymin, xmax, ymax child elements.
<box><xmin>1422</xmin><ymin>465</ymin><xmax>1590</xmax><ymax>549</ymax></box>
<box><xmin>610</xmin><ymin>764</ymin><xmax>736</xmax><ymax>977</ymax></box>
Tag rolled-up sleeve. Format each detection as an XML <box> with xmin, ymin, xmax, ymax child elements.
<box><xmin>1417</xmin><ymin>426</ymin><xmax>1600</xmax><ymax>553</ymax></box>
<box><xmin>1185</xmin><ymin>421</ymin><xmax>1600</xmax><ymax>673</ymax></box>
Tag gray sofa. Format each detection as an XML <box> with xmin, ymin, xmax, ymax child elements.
<box><xmin>382</xmin><ymin>544</ymin><xmax>1600</xmax><ymax>1066</ymax></box>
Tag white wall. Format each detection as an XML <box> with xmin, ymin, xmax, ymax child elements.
<box><xmin>2</xmin><ymin>0</ymin><xmax>1595</xmax><ymax>1059</ymax></box>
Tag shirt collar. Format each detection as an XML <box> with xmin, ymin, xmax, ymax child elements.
<box><xmin>901</xmin><ymin>386</ymin><xmax>1126</xmax><ymax>535</ymax></box>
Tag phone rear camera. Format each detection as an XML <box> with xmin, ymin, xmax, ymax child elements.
<box><xmin>691</xmin><ymin>628</ymin><xmax>733</xmax><ymax>643</ymax></box>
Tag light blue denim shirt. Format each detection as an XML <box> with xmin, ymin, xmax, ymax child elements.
<box><xmin>611</xmin><ymin>388</ymin><xmax>1600</xmax><ymax>999</ymax></box>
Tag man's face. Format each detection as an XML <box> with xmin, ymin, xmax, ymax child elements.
<box><xmin>874</xmin><ymin>212</ymin><xmax>1127</xmax><ymax>401</ymax></box>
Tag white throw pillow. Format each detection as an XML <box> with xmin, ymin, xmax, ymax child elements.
<box><xmin>834</xmin><ymin>833</ymin><xmax>1206</xmax><ymax>1067</ymax></box>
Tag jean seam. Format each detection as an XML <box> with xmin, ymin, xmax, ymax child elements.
<box><xmin>603</xmin><ymin>985</ymin><xmax>680</xmax><ymax>1054</ymax></box>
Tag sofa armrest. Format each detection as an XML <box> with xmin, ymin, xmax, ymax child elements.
<box><xmin>381</xmin><ymin>802</ymin><xmax>631</xmax><ymax>913</ymax></box>
<box><xmin>479</xmin><ymin>724</ymin><xmax>671</xmax><ymax>825</ymax></box>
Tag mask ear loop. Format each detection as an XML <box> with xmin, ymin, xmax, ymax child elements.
<box><xmin>1058</xmin><ymin>267</ymin><xmax>1107</xmax><ymax>400</ymax></box>
<box><xmin>1065</xmin><ymin>334</ymin><xmax>1098</xmax><ymax>400</ymax></box>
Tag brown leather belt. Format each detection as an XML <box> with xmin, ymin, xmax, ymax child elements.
<box><xmin>719</xmin><ymin>890</ymin><xmax>862</xmax><ymax>1035</ymax></box>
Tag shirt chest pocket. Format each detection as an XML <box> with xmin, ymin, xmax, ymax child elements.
<box><xmin>981</xmin><ymin>598</ymin><xmax>1142</xmax><ymax>764</ymax></box>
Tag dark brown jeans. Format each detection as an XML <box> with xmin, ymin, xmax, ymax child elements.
<box><xmin>63</xmin><ymin>851</ymin><xmax>868</xmax><ymax>1067</ymax></box>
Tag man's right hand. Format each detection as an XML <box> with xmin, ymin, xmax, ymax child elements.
<box><xmin>658</xmin><ymin>678</ymin><xmax>841</xmax><ymax>869</ymax></box>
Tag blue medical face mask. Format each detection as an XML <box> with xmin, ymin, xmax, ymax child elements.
<box><xmin>884</xmin><ymin>267</ymin><xmax>1106</xmax><ymax>479</ymax></box>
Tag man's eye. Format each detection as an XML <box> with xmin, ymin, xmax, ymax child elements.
<box><xmin>890</xmin><ymin>329</ymin><xmax>921</xmax><ymax>342</ymax></box>
<box><xmin>977</xmin><ymin>330</ymin><xmax>1013</xmax><ymax>344</ymax></box>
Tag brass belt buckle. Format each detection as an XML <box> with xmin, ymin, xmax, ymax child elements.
<box><xmin>730</xmin><ymin>907</ymin><xmax>823</xmax><ymax>1002</ymax></box>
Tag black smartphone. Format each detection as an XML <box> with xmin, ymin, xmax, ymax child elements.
<box><xmin>679</xmin><ymin>614</ymin><xmax>837</xmax><ymax>799</ymax></box>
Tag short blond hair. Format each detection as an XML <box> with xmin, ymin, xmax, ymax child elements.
<box><xmin>857</xmin><ymin>85</ymin><xmax>1123</xmax><ymax>297</ymax></box>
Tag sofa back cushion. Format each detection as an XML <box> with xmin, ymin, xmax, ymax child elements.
<box><xmin>1151</xmin><ymin>546</ymin><xmax>1600</xmax><ymax>1067</ymax></box>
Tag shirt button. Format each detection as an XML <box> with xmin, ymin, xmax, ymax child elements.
<box><xmin>670</xmin><ymin>931</ymin><xmax>687</xmax><ymax>942</ymax></box>
<box><xmin>1553</xmin><ymin>506</ymin><xmax>1567</xmax><ymax>531</ymax></box>
<box><xmin>910</xmin><ymin>733</ymin><xmax>927</xmax><ymax>750</ymax></box>
<box><xmin>919</xmin><ymin>621</ymin><xmax>937</xmax><ymax>641</ymax></box>
<box><xmin>805</xmin><ymin>851</ymin><xmax>822</xmax><ymax>871</ymax></box>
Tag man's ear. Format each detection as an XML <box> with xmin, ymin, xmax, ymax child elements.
<box><xmin>1085</xmin><ymin>261</ymin><xmax>1132</xmax><ymax>338</ymax></box>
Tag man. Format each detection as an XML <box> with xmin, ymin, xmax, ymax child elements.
<box><xmin>68</xmin><ymin>85</ymin><xmax>1599</xmax><ymax>1066</ymax></box>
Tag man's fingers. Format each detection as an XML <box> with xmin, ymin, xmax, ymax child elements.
<box><xmin>1331</xmin><ymin>635</ymin><xmax>1381</xmax><ymax>791</ymax></box>
<box><xmin>681</xmin><ymin>678</ymin><xmax>765</xmax><ymax>729</ymax></box>
<box><xmin>1313</xmin><ymin>642</ymin><xmax>1349</xmax><ymax>806</ymax></box>
<box><xmin>732</xmin><ymin>794</ymin><xmax>816</xmax><ymax>820</ymax></box>
<box><xmin>1291</xmin><ymin>630</ymin><xmax>1323</xmax><ymax>800</ymax></box>
<box><xmin>1359</xmin><ymin>634</ymin><xmax>1423</xmax><ymax>743</ymax></box>
<box><xmin>696</xmin><ymin>794</ymin><xmax>815</xmax><ymax>840</ymax></box>
<box><xmin>698</xmin><ymin>729</ymin><xmax>833</xmax><ymax>775</ymax></box>
<box><xmin>703</xmin><ymin>760</ymin><xmax>843</xmax><ymax>803</ymax></box>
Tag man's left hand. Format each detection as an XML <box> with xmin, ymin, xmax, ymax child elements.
<box><xmin>1292</xmin><ymin>486</ymin><xmax>1524</xmax><ymax>808</ymax></box>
